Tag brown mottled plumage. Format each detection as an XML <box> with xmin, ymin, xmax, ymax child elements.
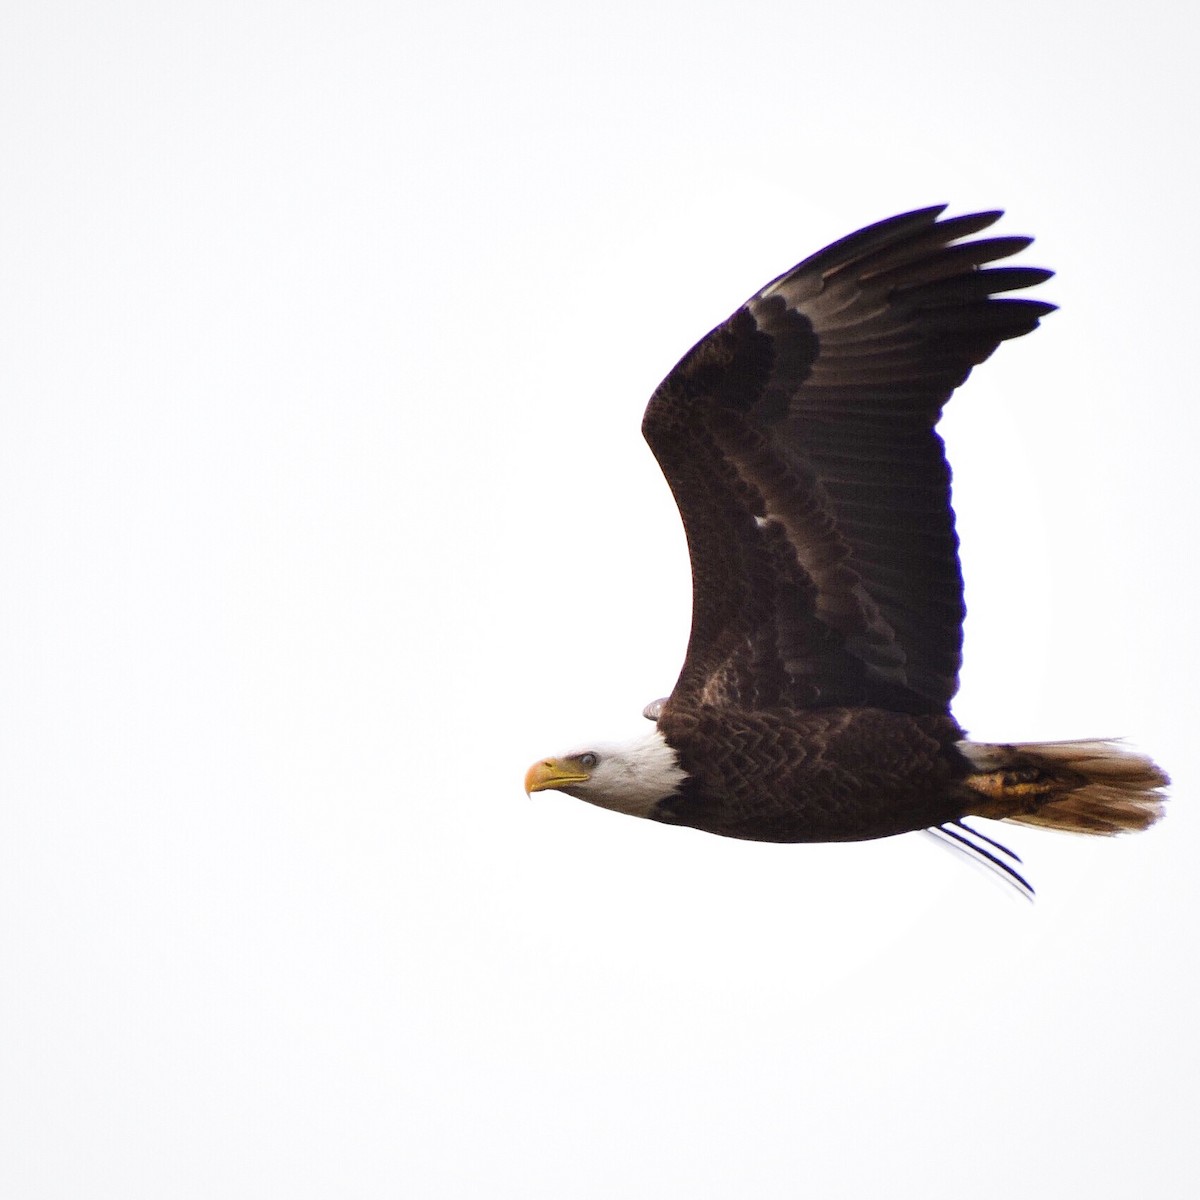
<box><xmin>653</xmin><ymin>707</ymin><xmax>967</xmax><ymax>843</ymax></box>
<box><xmin>525</xmin><ymin>206</ymin><xmax>1168</xmax><ymax>894</ymax></box>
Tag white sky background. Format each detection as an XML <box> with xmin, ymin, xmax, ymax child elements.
<box><xmin>3</xmin><ymin>2</ymin><xmax>1199</xmax><ymax>1196</ymax></box>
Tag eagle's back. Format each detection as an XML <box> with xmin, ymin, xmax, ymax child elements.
<box><xmin>653</xmin><ymin>703</ymin><xmax>970</xmax><ymax>842</ymax></box>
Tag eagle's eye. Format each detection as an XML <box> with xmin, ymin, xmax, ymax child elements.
<box><xmin>578</xmin><ymin>752</ymin><xmax>599</xmax><ymax>769</ymax></box>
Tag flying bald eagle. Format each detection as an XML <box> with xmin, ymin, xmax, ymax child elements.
<box><xmin>524</xmin><ymin>206</ymin><xmax>1168</xmax><ymax>894</ymax></box>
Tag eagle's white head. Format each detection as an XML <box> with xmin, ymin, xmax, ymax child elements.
<box><xmin>524</xmin><ymin>728</ymin><xmax>686</xmax><ymax>818</ymax></box>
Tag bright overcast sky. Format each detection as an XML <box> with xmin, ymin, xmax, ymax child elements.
<box><xmin>3</xmin><ymin>2</ymin><xmax>1199</xmax><ymax>1197</ymax></box>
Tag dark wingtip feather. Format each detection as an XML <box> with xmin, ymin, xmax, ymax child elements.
<box><xmin>919</xmin><ymin>297</ymin><xmax>1058</xmax><ymax>336</ymax></box>
<box><xmin>793</xmin><ymin>205</ymin><xmax>949</xmax><ymax>276</ymax></box>
<box><xmin>936</xmin><ymin>209</ymin><xmax>1005</xmax><ymax>236</ymax></box>
<box><xmin>991</xmin><ymin>266</ymin><xmax>1056</xmax><ymax>291</ymax></box>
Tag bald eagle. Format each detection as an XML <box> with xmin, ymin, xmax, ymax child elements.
<box><xmin>525</xmin><ymin>206</ymin><xmax>1168</xmax><ymax>894</ymax></box>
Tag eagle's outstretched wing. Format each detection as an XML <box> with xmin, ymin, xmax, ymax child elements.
<box><xmin>642</xmin><ymin>206</ymin><xmax>1053</xmax><ymax>717</ymax></box>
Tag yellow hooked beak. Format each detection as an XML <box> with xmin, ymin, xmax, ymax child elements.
<box><xmin>524</xmin><ymin>757</ymin><xmax>591</xmax><ymax>795</ymax></box>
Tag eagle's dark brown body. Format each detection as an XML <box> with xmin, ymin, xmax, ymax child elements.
<box><xmin>525</xmin><ymin>206</ymin><xmax>1168</xmax><ymax>891</ymax></box>
<box><xmin>653</xmin><ymin>705</ymin><xmax>970</xmax><ymax>843</ymax></box>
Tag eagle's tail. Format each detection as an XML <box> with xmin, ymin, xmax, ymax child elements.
<box><xmin>958</xmin><ymin>738</ymin><xmax>1169</xmax><ymax>834</ymax></box>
